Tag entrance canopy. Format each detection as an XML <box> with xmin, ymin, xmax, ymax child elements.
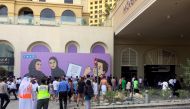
<box><xmin>114</xmin><ymin>0</ymin><xmax>190</xmax><ymax>42</ymax></box>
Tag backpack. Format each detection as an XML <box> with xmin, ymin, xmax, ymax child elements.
<box><xmin>86</xmin><ymin>86</ymin><xmax>94</xmax><ymax>98</ymax></box>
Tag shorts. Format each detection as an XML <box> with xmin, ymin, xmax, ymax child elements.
<box><xmin>74</xmin><ymin>89</ymin><xmax>78</xmax><ymax>95</ymax></box>
<box><xmin>54</xmin><ymin>90</ymin><xmax>58</xmax><ymax>96</ymax></box>
<box><xmin>102</xmin><ymin>91</ymin><xmax>106</xmax><ymax>95</ymax></box>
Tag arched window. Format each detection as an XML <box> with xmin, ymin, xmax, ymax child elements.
<box><xmin>122</xmin><ymin>48</ymin><xmax>137</xmax><ymax>66</ymax></box>
<box><xmin>0</xmin><ymin>42</ymin><xmax>14</xmax><ymax>77</ymax></box>
<box><xmin>67</xmin><ymin>43</ymin><xmax>77</xmax><ymax>53</ymax></box>
<box><xmin>31</xmin><ymin>44</ymin><xmax>50</xmax><ymax>52</ymax></box>
<box><xmin>18</xmin><ymin>7</ymin><xmax>33</xmax><ymax>17</ymax></box>
<box><xmin>66</xmin><ymin>41</ymin><xmax>79</xmax><ymax>53</ymax></box>
<box><xmin>0</xmin><ymin>5</ymin><xmax>8</xmax><ymax>16</ymax></box>
<box><xmin>40</xmin><ymin>8</ymin><xmax>55</xmax><ymax>20</ymax></box>
<box><xmin>61</xmin><ymin>10</ymin><xmax>76</xmax><ymax>22</ymax></box>
<box><xmin>92</xmin><ymin>45</ymin><xmax>105</xmax><ymax>53</ymax></box>
<box><xmin>64</xmin><ymin>0</ymin><xmax>73</xmax><ymax>4</ymax></box>
<box><xmin>18</xmin><ymin>7</ymin><xmax>34</xmax><ymax>24</ymax></box>
<box><xmin>144</xmin><ymin>49</ymin><xmax>177</xmax><ymax>65</ymax></box>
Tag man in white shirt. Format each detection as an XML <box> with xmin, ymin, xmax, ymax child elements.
<box><xmin>138</xmin><ymin>77</ymin><xmax>143</xmax><ymax>89</ymax></box>
<box><xmin>169</xmin><ymin>79</ymin><xmax>174</xmax><ymax>86</ymax></box>
<box><xmin>53</xmin><ymin>77</ymin><xmax>59</xmax><ymax>100</ymax></box>
<box><xmin>162</xmin><ymin>81</ymin><xmax>169</xmax><ymax>91</ymax></box>
<box><xmin>0</xmin><ymin>77</ymin><xmax>10</xmax><ymax>109</ymax></box>
<box><xmin>16</xmin><ymin>77</ymin><xmax>21</xmax><ymax>92</ymax></box>
<box><xmin>8</xmin><ymin>79</ymin><xmax>18</xmax><ymax>100</ymax></box>
<box><xmin>31</xmin><ymin>78</ymin><xmax>39</xmax><ymax>109</ymax></box>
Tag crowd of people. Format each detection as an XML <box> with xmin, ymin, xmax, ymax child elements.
<box><xmin>0</xmin><ymin>74</ymin><xmax>147</xmax><ymax>109</ymax></box>
<box><xmin>0</xmin><ymin>74</ymin><xmax>184</xmax><ymax>109</ymax></box>
<box><xmin>0</xmin><ymin>75</ymin><xmax>111</xmax><ymax>109</ymax></box>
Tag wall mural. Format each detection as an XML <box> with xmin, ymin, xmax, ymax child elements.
<box><xmin>21</xmin><ymin>52</ymin><xmax>111</xmax><ymax>80</ymax></box>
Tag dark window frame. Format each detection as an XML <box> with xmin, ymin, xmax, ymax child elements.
<box><xmin>0</xmin><ymin>5</ymin><xmax>8</xmax><ymax>16</ymax></box>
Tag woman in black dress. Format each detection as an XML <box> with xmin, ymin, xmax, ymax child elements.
<box><xmin>77</xmin><ymin>77</ymin><xmax>85</xmax><ymax>107</ymax></box>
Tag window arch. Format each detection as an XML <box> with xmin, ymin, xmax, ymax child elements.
<box><xmin>18</xmin><ymin>7</ymin><xmax>33</xmax><ymax>17</ymax></box>
<box><xmin>121</xmin><ymin>48</ymin><xmax>137</xmax><ymax>66</ymax></box>
<box><xmin>0</xmin><ymin>5</ymin><xmax>8</xmax><ymax>16</ymax></box>
<box><xmin>28</xmin><ymin>42</ymin><xmax>51</xmax><ymax>52</ymax></box>
<box><xmin>64</xmin><ymin>0</ymin><xmax>73</xmax><ymax>4</ymax></box>
<box><xmin>40</xmin><ymin>8</ymin><xmax>55</xmax><ymax>20</ymax></box>
<box><xmin>39</xmin><ymin>0</ymin><xmax>46</xmax><ymax>2</ymax></box>
<box><xmin>31</xmin><ymin>45</ymin><xmax>50</xmax><ymax>52</ymax></box>
<box><xmin>0</xmin><ymin>42</ymin><xmax>14</xmax><ymax>57</ymax></box>
<box><xmin>65</xmin><ymin>41</ymin><xmax>79</xmax><ymax>53</ymax></box>
<box><xmin>0</xmin><ymin>41</ymin><xmax>14</xmax><ymax>77</ymax></box>
<box><xmin>61</xmin><ymin>10</ymin><xmax>76</xmax><ymax>22</ymax></box>
<box><xmin>144</xmin><ymin>49</ymin><xmax>177</xmax><ymax>65</ymax></box>
<box><xmin>91</xmin><ymin>43</ymin><xmax>106</xmax><ymax>54</ymax></box>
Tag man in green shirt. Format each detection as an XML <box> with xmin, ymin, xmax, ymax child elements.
<box><xmin>121</xmin><ymin>77</ymin><xmax>126</xmax><ymax>91</ymax></box>
<box><xmin>133</xmin><ymin>78</ymin><xmax>139</xmax><ymax>93</ymax></box>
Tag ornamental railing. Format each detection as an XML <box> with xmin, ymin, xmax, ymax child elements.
<box><xmin>0</xmin><ymin>15</ymin><xmax>89</xmax><ymax>26</ymax></box>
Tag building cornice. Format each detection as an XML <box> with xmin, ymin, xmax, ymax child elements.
<box><xmin>82</xmin><ymin>12</ymin><xmax>90</xmax><ymax>16</ymax></box>
<box><xmin>14</xmin><ymin>0</ymin><xmax>83</xmax><ymax>9</ymax></box>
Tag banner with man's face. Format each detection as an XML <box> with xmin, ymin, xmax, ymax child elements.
<box><xmin>21</xmin><ymin>52</ymin><xmax>111</xmax><ymax>78</ymax></box>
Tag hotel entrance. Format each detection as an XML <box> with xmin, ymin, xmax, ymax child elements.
<box><xmin>121</xmin><ymin>66</ymin><xmax>137</xmax><ymax>81</ymax></box>
<box><xmin>144</xmin><ymin>49</ymin><xmax>177</xmax><ymax>87</ymax></box>
<box><xmin>121</xmin><ymin>48</ymin><xmax>137</xmax><ymax>81</ymax></box>
<box><xmin>144</xmin><ymin>65</ymin><xmax>175</xmax><ymax>87</ymax></box>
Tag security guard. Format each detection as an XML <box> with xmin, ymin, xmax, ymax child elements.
<box><xmin>37</xmin><ymin>79</ymin><xmax>50</xmax><ymax>109</ymax></box>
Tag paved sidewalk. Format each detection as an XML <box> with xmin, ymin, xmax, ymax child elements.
<box><xmin>91</xmin><ymin>99</ymin><xmax>190</xmax><ymax>109</ymax></box>
<box><xmin>5</xmin><ymin>97</ymin><xmax>190</xmax><ymax>109</ymax></box>
<box><xmin>6</xmin><ymin>100</ymin><xmax>85</xmax><ymax>109</ymax></box>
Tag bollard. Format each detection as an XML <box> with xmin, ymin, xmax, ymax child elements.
<box><xmin>145</xmin><ymin>90</ymin><xmax>150</xmax><ymax>103</ymax></box>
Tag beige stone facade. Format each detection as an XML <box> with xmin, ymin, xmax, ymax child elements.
<box><xmin>0</xmin><ymin>0</ymin><xmax>90</xmax><ymax>25</ymax></box>
<box><xmin>0</xmin><ymin>24</ymin><xmax>113</xmax><ymax>77</ymax></box>
<box><xmin>0</xmin><ymin>0</ymin><xmax>113</xmax><ymax>77</ymax></box>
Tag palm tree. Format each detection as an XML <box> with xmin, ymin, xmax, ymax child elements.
<box><xmin>104</xmin><ymin>3</ymin><xmax>112</xmax><ymax>18</ymax></box>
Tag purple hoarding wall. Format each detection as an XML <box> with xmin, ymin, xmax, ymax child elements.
<box><xmin>21</xmin><ymin>52</ymin><xmax>111</xmax><ymax>78</ymax></box>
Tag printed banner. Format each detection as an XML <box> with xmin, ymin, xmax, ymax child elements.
<box><xmin>21</xmin><ymin>52</ymin><xmax>111</xmax><ymax>79</ymax></box>
<box><xmin>0</xmin><ymin>57</ymin><xmax>14</xmax><ymax>65</ymax></box>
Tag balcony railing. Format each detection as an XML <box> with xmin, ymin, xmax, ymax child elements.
<box><xmin>17</xmin><ymin>0</ymin><xmax>82</xmax><ymax>5</ymax></box>
<box><xmin>0</xmin><ymin>16</ymin><xmax>89</xmax><ymax>26</ymax></box>
<box><xmin>17</xmin><ymin>16</ymin><xmax>34</xmax><ymax>25</ymax></box>
<box><xmin>0</xmin><ymin>16</ymin><xmax>9</xmax><ymax>23</ymax></box>
<box><xmin>39</xmin><ymin>17</ymin><xmax>57</xmax><ymax>26</ymax></box>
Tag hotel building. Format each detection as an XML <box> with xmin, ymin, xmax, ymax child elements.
<box><xmin>1</xmin><ymin>0</ymin><xmax>190</xmax><ymax>86</ymax></box>
<box><xmin>0</xmin><ymin>0</ymin><xmax>114</xmax><ymax>77</ymax></box>
<box><xmin>88</xmin><ymin>0</ymin><xmax>116</xmax><ymax>26</ymax></box>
